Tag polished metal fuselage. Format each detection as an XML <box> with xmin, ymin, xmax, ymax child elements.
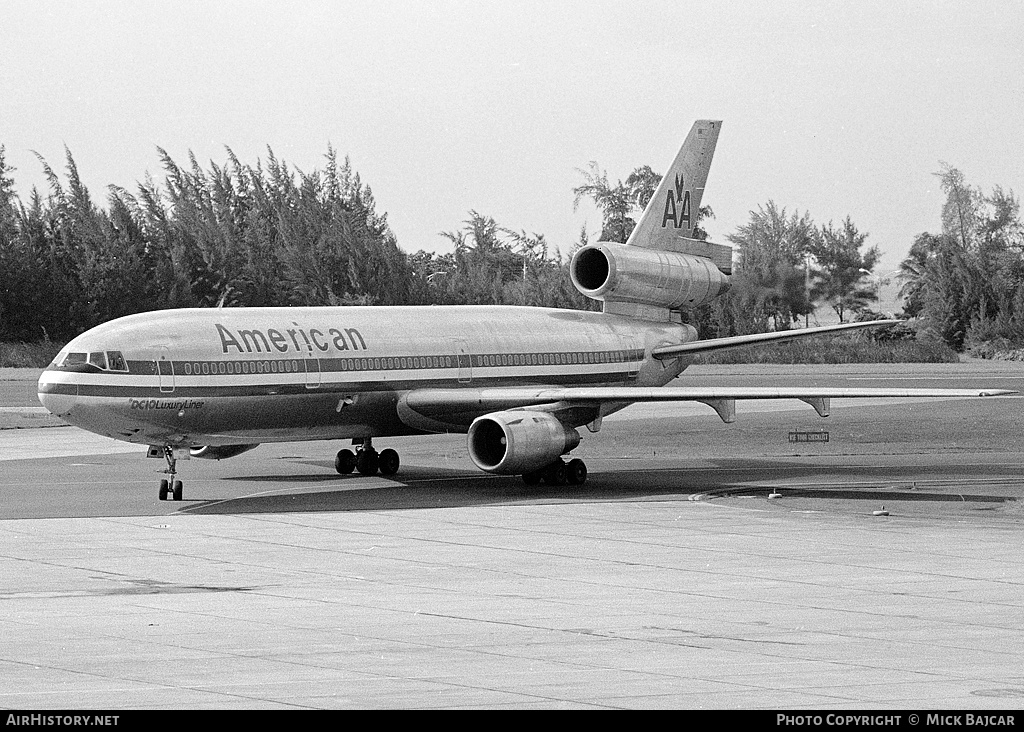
<box><xmin>37</xmin><ymin>305</ymin><xmax>695</xmax><ymax>448</ymax></box>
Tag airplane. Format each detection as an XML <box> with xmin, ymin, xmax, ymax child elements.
<box><xmin>36</xmin><ymin>120</ymin><xmax>1013</xmax><ymax>501</ymax></box>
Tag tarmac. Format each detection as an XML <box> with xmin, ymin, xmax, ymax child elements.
<box><xmin>2</xmin><ymin>364</ymin><xmax>1024</xmax><ymax>709</ymax></box>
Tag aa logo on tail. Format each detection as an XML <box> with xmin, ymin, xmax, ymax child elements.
<box><xmin>660</xmin><ymin>173</ymin><xmax>691</xmax><ymax>229</ymax></box>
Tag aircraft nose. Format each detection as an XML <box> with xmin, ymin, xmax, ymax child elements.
<box><xmin>37</xmin><ymin>374</ymin><xmax>78</xmax><ymax>417</ymax></box>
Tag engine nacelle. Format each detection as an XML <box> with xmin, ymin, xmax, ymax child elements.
<box><xmin>468</xmin><ymin>411</ymin><xmax>581</xmax><ymax>474</ymax></box>
<box><xmin>570</xmin><ymin>242</ymin><xmax>730</xmax><ymax>311</ymax></box>
<box><xmin>190</xmin><ymin>444</ymin><xmax>260</xmax><ymax>460</ymax></box>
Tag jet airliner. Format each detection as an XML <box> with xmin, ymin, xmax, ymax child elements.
<box><xmin>37</xmin><ymin>121</ymin><xmax>1011</xmax><ymax>500</ymax></box>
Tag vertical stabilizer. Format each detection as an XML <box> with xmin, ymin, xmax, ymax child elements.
<box><xmin>626</xmin><ymin>120</ymin><xmax>722</xmax><ymax>253</ymax></box>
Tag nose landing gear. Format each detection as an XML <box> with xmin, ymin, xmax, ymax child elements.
<box><xmin>158</xmin><ymin>446</ymin><xmax>184</xmax><ymax>501</ymax></box>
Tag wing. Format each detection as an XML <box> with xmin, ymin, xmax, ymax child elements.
<box><xmin>652</xmin><ymin>319</ymin><xmax>902</xmax><ymax>358</ymax></box>
<box><xmin>402</xmin><ymin>385</ymin><xmax>1015</xmax><ymax>425</ymax></box>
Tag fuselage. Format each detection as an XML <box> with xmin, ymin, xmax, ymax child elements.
<box><xmin>37</xmin><ymin>305</ymin><xmax>695</xmax><ymax>449</ymax></box>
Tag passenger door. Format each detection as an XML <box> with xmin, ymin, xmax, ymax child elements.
<box><xmin>453</xmin><ymin>338</ymin><xmax>472</xmax><ymax>384</ymax></box>
<box><xmin>304</xmin><ymin>353</ymin><xmax>322</xmax><ymax>389</ymax></box>
<box><xmin>157</xmin><ymin>346</ymin><xmax>175</xmax><ymax>393</ymax></box>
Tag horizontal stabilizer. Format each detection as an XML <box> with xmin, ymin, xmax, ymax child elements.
<box><xmin>652</xmin><ymin>320</ymin><xmax>903</xmax><ymax>359</ymax></box>
<box><xmin>668</xmin><ymin>237</ymin><xmax>733</xmax><ymax>274</ymax></box>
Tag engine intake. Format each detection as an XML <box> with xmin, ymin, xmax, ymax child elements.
<box><xmin>468</xmin><ymin>411</ymin><xmax>580</xmax><ymax>474</ymax></box>
<box><xmin>570</xmin><ymin>242</ymin><xmax>730</xmax><ymax>311</ymax></box>
<box><xmin>190</xmin><ymin>444</ymin><xmax>260</xmax><ymax>460</ymax></box>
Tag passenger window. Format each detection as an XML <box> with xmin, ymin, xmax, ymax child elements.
<box><xmin>106</xmin><ymin>351</ymin><xmax>127</xmax><ymax>371</ymax></box>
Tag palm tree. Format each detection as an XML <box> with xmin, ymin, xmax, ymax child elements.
<box><xmin>624</xmin><ymin>165</ymin><xmax>662</xmax><ymax>210</ymax></box>
<box><xmin>575</xmin><ymin>162</ymin><xmax>714</xmax><ymax>243</ymax></box>
<box><xmin>572</xmin><ymin>162</ymin><xmax>634</xmax><ymax>243</ymax></box>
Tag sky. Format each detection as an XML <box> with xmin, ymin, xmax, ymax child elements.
<box><xmin>3</xmin><ymin>0</ymin><xmax>1023</xmax><ymax>286</ymax></box>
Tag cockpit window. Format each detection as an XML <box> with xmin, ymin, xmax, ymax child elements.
<box><xmin>106</xmin><ymin>351</ymin><xmax>127</xmax><ymax>371</ymax></box>
<box><xmin>53</xmin><ymin>350</ymin><xmax>127</xmax><ymax>372</ymax></box>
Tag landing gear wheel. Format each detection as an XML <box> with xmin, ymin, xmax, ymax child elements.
<box><xmin>544</xmin><ymin>460</ymin><xmax>568</xmax><ymax>486</ymax></box>
<box><xmin>378</xmin><ymin>448</ymin><xmax>400</xmax><ymax>476</ymax></box>
<box><xmin>335</xmin><ymin>449</ymin><xmax>356</xmax><ymax>474</ymax></box>
<box><xmin>522</xmin><ymin>470</ymin><xmax>542</xmax><ymax>486</ymax></box>
<box><xmin>356</xmin><ymin>449</ymin><xmax>379</xmax><ymax>475</ymax></box>
<box><xmin>566</xmin><ymin>458</ymin><xmax>588</xmax><ymax>486</ymax></box>
<box><xmin>158</xmin><ymin>446</ymin><xmax>181</xmax><ymax>502</ymax></box>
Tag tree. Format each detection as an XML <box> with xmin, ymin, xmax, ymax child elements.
<box><xmin>574</xmin><ymin>162</ymin><xmax>682</xmax><ymax>243</ymax></box>
<box><xmin>0</xmin><ymin>147</ymin><xmax>16</xmax><ymax>245</ymax></box>
<box><xmin>439</xmin><ymin>211</ymin><xmax>520</xmax><ymax>305</ymax></box>
<box><xmin>432</xmin><ymin>211</ymin><xmax>594</xmax><ymax>310</ymax></box>
<box><xmin>623</xmin><ymin>165</ymin><xmax>662</xmax><ymax>210</ymax></box>
<box><xmin>808</xmin><ymin>217</ymin><xmax>881</xmax><ymax>322</ymax></box>
<box><xmin>0</xmin><ymin>147</ymin><xmax>26</xmax><ymax>339</ymax></box>
<box><xmin>572</xmin><ymin>162</ymin><xmax>635</xmax><ymax>243</ymax></box>
<box><xmin>726</xmin><ymin>201</ymin><xmax>815</xmax><ymax>332</ymax></box>
<box><xmin>0</xmin><ymin>144</ymin><xmax>417</xmax><ymax>342</ymax></box>
<box><xmin>937</xmin><ymin>162</ymin><xmax>983</xmax><ymax>251</ymax></box>
<box><xmin>898</xmin><ymin>165</ymin><xmax>1024</xmax><ymax>350</ymax></box>
<box><xmin>897</xmin><ymin>232</ymin><xmax>941</xmax><ymax>319</ymax></box>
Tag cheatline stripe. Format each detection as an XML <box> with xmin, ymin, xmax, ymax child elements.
<box><xmin>172</xmin><ymin>349</ymin><xmax>638</xmax><ymax>377</ymax></box>
<box><xmin>48</xmin><ymin>348</ymin><xmax>645</xmax><ymax>377</ymax></box>
<box><xmin>38</xmin><ymin>369</ymin><xmax>636</xmax><ymax>399</ymax></box>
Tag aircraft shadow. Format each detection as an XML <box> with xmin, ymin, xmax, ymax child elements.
<box><xmin>180</xmin><ymin>456</ymin><xmax>1021</xmax><ymax>516</ymax></box>
<box><xmin>218</xmin><ymin>463</ymin><xmax>471</xmax><ymax>484</ymax></box>
<box><xmin>182</xmin><ymin>474</ymin><xmax>698</xmax><ymax>515</ymax></box>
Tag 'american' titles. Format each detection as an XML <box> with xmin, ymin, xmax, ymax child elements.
<box><xmin>215</xmin><ymin>322</ymin><xmax>367</xmax><ymax>355</ymax></box>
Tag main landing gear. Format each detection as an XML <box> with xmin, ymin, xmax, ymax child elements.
<box><xmin>335</xmin><ymin>438</ymin><xmax>400</xmax><ymax>477</ymax></box>
<box><xmin>522</xmin><ymin>457</ymin><xmax>588</xmax><ymax>487</ymax></box>
<box><xmin>158</xmin><ymin>446</ymin><xmax>183</xmax><ymax>501</ymax></box>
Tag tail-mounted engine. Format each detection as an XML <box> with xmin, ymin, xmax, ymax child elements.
<box><xmin>570</xmin><ymin>242</ymin><xmax>730</xmax><ymax>319</ymax></box>
<box><xmin>468</xmin><ymin>411</ymin><xmax>581</xmax><ymax>474</ymax></box>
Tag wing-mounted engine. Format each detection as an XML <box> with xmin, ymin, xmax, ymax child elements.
<box><xmin>190</xmin><ymin>444</ymin><xmax>260</xmax><ymax>460</ymax></box>
<box><xmin>570</xmin><ymin>242</ymin><xmax>730</xmax><ymax>321</ymax></box>
<box><xmin>468</xmin><ymin>410</ymin><xmax>581</xmax><ymax>474</ymax></box>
